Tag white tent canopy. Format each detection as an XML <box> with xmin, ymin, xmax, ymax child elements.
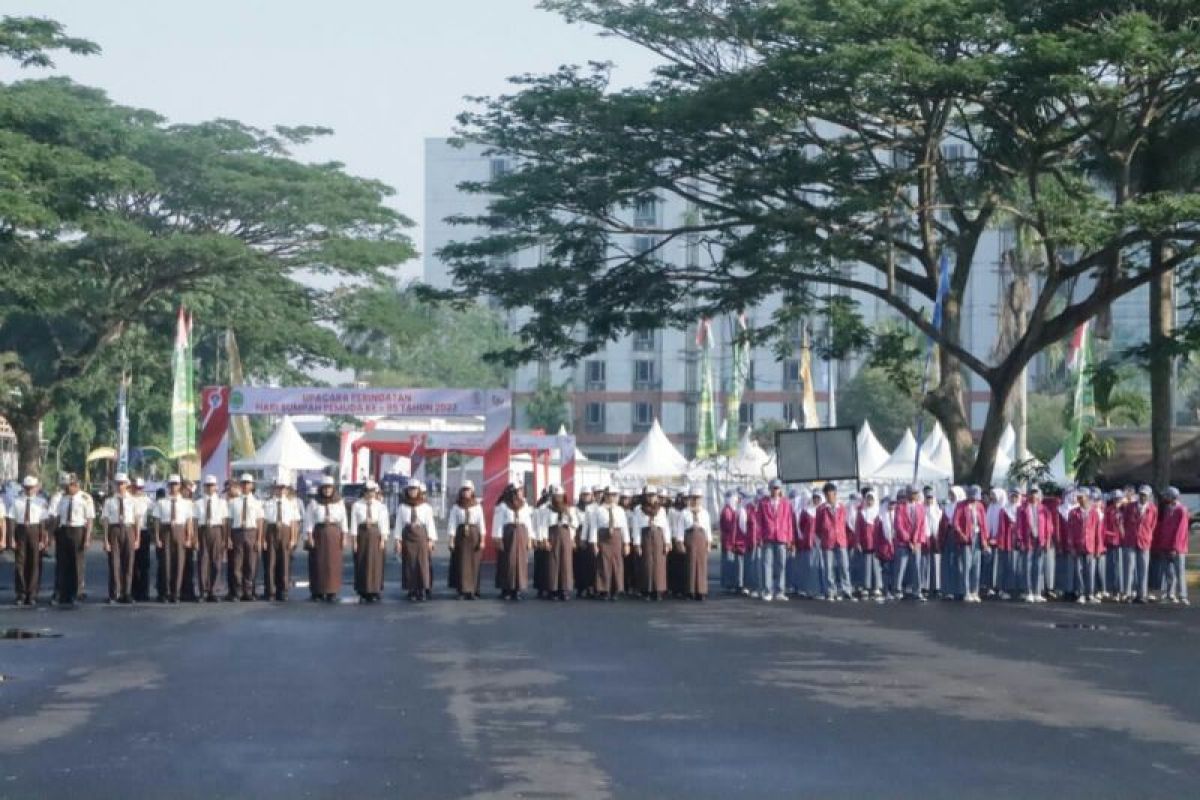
<box><xmin>728</xmin><ymin>428</ymin><xmax>776</xmax><ymax>479</ymax></box>
<box><xmin>616</xmin><ymin>419</ymin><xmax>689</xmax><ymax>480</ymax></box>
<box><xmin>231</xmin><ymin>416</ymin><xmax>334</xmax><ymax>483</ymax></box>
<box><xmin>856</xmin><ymin>421</ymin><xmax>891</xmax><ymax>478</ymax></box>
<box><xmin>870</xmin><ymin>428</ymin><xmax>952</xmax><ymax>483</ymax></box>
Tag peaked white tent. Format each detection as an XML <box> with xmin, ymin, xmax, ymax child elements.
<box><xmin>616</xmin><ymin>419</ymin><xmax>689</xmax><ymax>480</ymax></box>
<box><xmin>855</xmin><ymin>421</ymin><xmax>890</xmax><ymax>478</ymax></box>
<box><xmin>990</xmin><ymin>423</ymin><xmax>1018</xmax><ymax>483</ymax></box>
<box><xmin>728</xmin><ymin>428</ymin><xmax>776</xmax><ymax>479</ymax></box>
<box><xmin>919</xmin><ymin>423</ymin><xmax>945</xmax><ymax>459</ymax></box>
<box><xmin>928</xmin><ymin>435</ymin><xmax>955</xmax><ymax>477</ymax></box>
<box><xmin>1047</xmin><ymin>449</ymin><xmax>1069</xmax><ymax>484</ymax></box>
<box><xmin>870</xmin><ymin>428</ymin><xmax>952</xmax><ymax>483</ymax></box>
<box><xmin>231</xmin><ymin>416</ymin><xmax>334</xmax><ymax>483</ymax></box>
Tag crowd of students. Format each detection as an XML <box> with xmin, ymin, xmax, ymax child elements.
<box><xmin>3</xmin><ymin>470</ymin><xmax>1190</xmax><ymax>608</ymax></box>
<box><xmin>715</xmin><ymin>480</ymin><xmax>1191</xmax><ymax>605</ymax></box>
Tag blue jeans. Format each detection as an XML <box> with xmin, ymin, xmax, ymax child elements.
<box><xmin>1022</xmin><ymin>549</ymin><xmax>1044</xmax><ymax>595</ymax></box>
<box><xmin>1132</xmin><ymin>549</ymin><xmax>1151</xmax><ymax>599</ymax></box>
<box><xmin>823</xmin><ymin>547</ymin><xmax>851</xmax><ymax>597</ymax></box>
<box><xmin>721</xmin><ymin>548</ymin><xmax>744</xmax><ymax>590</ymax></box>
<box><xmin>745</xmin><ymin>547</ymin><xmax>763</xmax><ymax>593</ymax></box>
<box><xmin>1164</xmin><ymin>553</ymin><xmax>1189</xmax><ymax>600</ymax></box>
<box><xmin>762</xmin><ymin>542</ymin><xmax>788</xmax><ymax>597</ymax></box>
<box><xmin>894</xmin><ymin>545</ymin><xmax>922</xmax><ymax>596</ymax></box>
<box><xmin>862</xmin><ymin>552</ymin><xmax>883</xmax><ymax>593</ymax></box>
<box><xmin>1044</xmin><ymin>546</ymin><xmax>1058</xmax><ymax>592</ymax></box>
<box><xmin>1071</xmin><ymin>554</ymin><xmax>1096</xmax><ymax>597</ymax></box>
<box><xmin>957</xmin><ymin>540</ymin><xmax>981</xmax><ymax>597</ymax></box>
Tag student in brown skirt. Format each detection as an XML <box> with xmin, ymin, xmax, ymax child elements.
<box><xmin>619</xmin><ymin>489</ymin><xmax>639</xmax><ymax>595</ymax></box>
<box><xmin>538</xmin><ymin>485</ymin><xmax>580</xmax><ymax>601</ymax></box>
<box><xmin>351</xmin><ymin>480</ymin><xmax>389</xmax><ymax>603</ymax></box>
<box><xmin>305</xmin><ymin>476</ymin><xmax>347</xmax><ymax>603</ymax></box>
<box><xmin>631</xmin><ymin>490</ymin><xmax>671</xmax><ymax>601</ymax></box>
<box><xmin>589</xmin><ymin>486</ymin><xmax>630</xmax><ymax>601</ymax></box>
<box><xmin>674</xmin><ymin>486</ymin><xmax>714</xmax><ymax>601</ymax></box>
<box><xmin>394</xmin><ymin>480</ymin><xmax>438</xmax><ymax>602</ymax></box>
<box><xmin>447</xmin><ymin>481</ymin><xmax>486</xmax><ymax>599</ymax></box>
<box><xmin>492</xmin><ymin>483</ymin><xmax>535</xmax><ymax>601</ymax></box>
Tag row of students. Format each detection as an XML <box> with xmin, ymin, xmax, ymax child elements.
<box><xmin>717</xmin><ymin>481</ymin><xmax>1190</xmax><ymax>605</ymax></box>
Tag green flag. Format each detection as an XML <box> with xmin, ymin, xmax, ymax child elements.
<box><xmin>168</xmin><ymin>306</ymin><xmax>197</xmax><ymax>459</ymax></box>
<box><xmin>723</xmin><ymin>312</ymin><xmax>749</xmax><ymax>454</ymax></box>
<box><xmin>1062</xmin><ymin>321</ymin><xmax>1095</xmax><ymax>480</ymax></box>
<box><xmin>696</xmin><ymin>318</ymin><xmax>718</xmax><ymax>459</ymax></box>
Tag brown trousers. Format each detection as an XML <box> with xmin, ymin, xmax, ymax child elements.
<box><xmin>13</xmin><ymin>524</ymin><xmax>45</xmax><ymax>601</ymax></box>
<box><xmin>197</xmin><ymin>524</ymin><xmax>226</xmax><ymax>598</ymax></box>
<box><xmin>227</xmin><ymin>528</ymin><xmax>259</xmax><ymax>599</ymax></box>
<box><xmin>106</xmin><ymin>524</ymin><xmax>136</xmax><ymax>600</ymax></box>
<box><xmin>159</xmin><ymin>524</ymin><xmax>188</xmax><ymax>600</ymax></box>
<box><xmin>685</xmin><ymin>529</ymin><xmax>710</xmax><ymax>596</ymax></box>
<box><xmin>547</xmin><ymin>526</ymin><xmax>574</xmax><ymax>593</ymax></box>
<box><xmin>595</xmin><ymin>528</ymin><xmax>624</xmax><ymax>595</ymax></box>
<box><xmin>263</xmin><ymin>524</ymin><xmax>291</xmax><ymax>599</ymax></box>
<box><xmin>401</xmin><ymin>523</ymin><xmax>432</xmax><ymax>592</ymax></box>
<box><xmin>452</xmin><ymin>524</ymin><xmax>482</xmax><ymax>595</ymax></box>
<box><xmin>641</xmin><ymin>527</ymin><xmax>669</xmax><ymax>593</ymax></box>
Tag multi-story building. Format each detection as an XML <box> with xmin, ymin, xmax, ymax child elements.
<box><xmin>423</xmin><ymin>138</ymin><xmax>1169</xmax><ymax>463</ymax></box>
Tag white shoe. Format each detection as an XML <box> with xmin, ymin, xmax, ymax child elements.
<box><xmin>775</xmin><ymin>593</ymin><xmax>789</xmax><ymax>602</ymax></box>
<box><xmin>999</xmin><ymin>592</ymin><xmax>1011</xmax><ymax>601</ymax></box>
<box><xmin>1076</xmin><ymin>597</ymin><xmax>1085</xmax><ymax>604</ymax></box>
<box><xmin>1023</xmin><ymin>594</ymin><xmax>1034</xmax><ymax>603</ymax></box>
<box><xmin>762</xmin><ymin>594</ymin><xmax>773</xmax><ymax>603</ymax></box>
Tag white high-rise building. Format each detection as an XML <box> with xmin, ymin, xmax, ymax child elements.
<box><xmin>423</xmin><ymin>138</ymin><xmax>1162</xmax><ymax>462</ymax></box>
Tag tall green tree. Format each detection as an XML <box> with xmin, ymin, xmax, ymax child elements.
<box><xmin>437</xmin><ymin>0</ymin><xmax>1200</xmax><ymax>483</ymax></box>
<box><xmin>0</xmin><ymin>66</ymin><xmax>414</xmax><ymax>477</ymax></box>
<box><xmin>524</xmin><ymin>378</ymin><xmax>571</xmax><ymax>433</ymax></box>
<box><xmin>338</xmin><ymin>280</ymin><xmax>513</xmax><ymax>389</ymax></box>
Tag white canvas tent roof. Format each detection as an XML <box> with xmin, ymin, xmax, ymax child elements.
<box><xmin>856</xmin><ymin>421</ymin><xmax>890</xmax><ymax>478</ymax></box>
<box><xmin>728</xmin><ymin>428</ymin><xmax>776</xmax><ymax>479</ymax></box>
<box><xmin>616</xmin><ymin>419</ymin><xmax>689</xmax><ymax>479</ymax></box>
<box><xmin>231</xmin><ymin>416</ymin><xmax>334</xmax><ymax>478</ymax></box>
<box><xmin>870</xmin><ymin>428</ymin><xmax>952</xmax><ymax>483</ymax></box>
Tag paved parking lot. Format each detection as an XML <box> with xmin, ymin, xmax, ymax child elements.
<box><xmin>0</xmin><ymin>552</ymin><xmax>1197</xmax><ymax>799</ymax></box>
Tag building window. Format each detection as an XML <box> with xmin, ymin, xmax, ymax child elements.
<box><xmin>744</xmin><ymin>360</ymin><xmax>756</xmax><ymax>391</ymax></box>
<box><xmin>584</xmin><ymin>360</ymin><xmax>606</xmax><ymax>391</ymax></box>
<box><xmin>738</xmin><ymin>401</ymin><xmax>755</xmax><ymax>427</ymax></box>
<box><xmin>632</xmin><ymin>329</ymin><xmax>656</xmax><ymax>352</ymax></box>
<box><xmin>633</xmin><ymin>196</ymin><xmax>658</xmax><ymax>226</ymax></box>
<box><xmin>783</xmin><ymin>401</ymin><xmax>801</xmax><ymax>425</ymax></box>
<box><xmin>782</xmin><ymin>359</ymin><xmax>801</xmax><ymax>391</ymax></box>
<box><xmin>633</xmin><ymin>401</ymin><xmax>654</xmax><ymax>432</ymax></box>
<box><xmin>584</xmin><ymin>402</ymin><xmax>606</xmax><ymax>434</ymax></box>
<box><xmin>633</xmin><ymin>360</ymin><xmax>657</xmax><ymax>390</ymax></box>
<box><xmin>685</xmin><ymin>233</ymin><xmax>701</xmax><ymax>268</ymax></box>
<box><xmin>490</xmin><ymin>158</ymin><xmax>510</xmax><ymax>180</ymax></box>
<box><xmin>684</xmin><ymin>402</ymin><xmax>697</xmax><ymax>434</ymax></box>
<box><xmin>685</xmin><ymin>356</ymin><xmax>698</xmax><ymax>394</ymax></box>
<box><xmin>633</xmin><ymin>236</ymin><xmax>657</xmax><ymax>256</ymax></box>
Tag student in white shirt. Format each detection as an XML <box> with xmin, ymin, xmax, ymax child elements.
<box><xmin>675</xmin><ymin>486</ymin><xmax>713</xmax><ymax>601</ymax></box>
<box><xmin>539</xmin><ymin>485</ymin><xmax>581</xmax><ymax>601</ymax></box>
<box><xmin>130</xmin><ymin>477</ymin><xmax>154</xmax><ymax>601</ymax></box>
<box><xmin>493</xmin><ymin>483</ymin><xmax>535</xmax><ymax>600</ymax></box>
<box><xmin>305</xmin><ymin>476</ymin><xmax>347</xmax><ymax>603</ymax></box>
<box><xmin>53</xmin><ymin>474</ymin><xmax>92</xmax><ymax>606</ymax></box>
<box><xmin>393</xmin><ymin>480</ymin><xmax>438</xmax><ymax>602</ymax></box>
<box><xmin>573</xmin><ymin>487</ymin><xmax>599</xmax><ymax>598</ymax></box>
<box><xmin>351</xmin><ymin>480</ymin><xmax>389</xmax><ymax>603</ymax></box>
<box><xmin>588</xmin><ymin>487</ymin><xmax>630</xmax><ymax>601</ymax></box>
<box><xmin>448</xmin><ymin>480</ymin><xmax>487</xmax><ymax>599</ymax></box>
<box><xmin>193</xmin><ymin>475</ymin><xmax>229</xmax><ymax>602</ymax></box>
<box><xmin>8</xmin><ymin>476</ymin><xmax>48</xmax><ymax>605</ymax></box>
<box><xmin>227</xmin><ymin>474</ymin><xmax>265</xmax><ymax>601</ymax></box>
<box><xmin>630</xmin><ymin>489</ymin><xmax>671</xmax><ymax>600</ymax></box>
<box><xmin>262</xmin><ymin>479</ymin><xmax>299</xmax><ymax>602</ymax></box>
<box><xmin>153</xmin><ymin>474</ymin><xmax>194</xmax><ymax>603</ymax></box>
<box><xmin>101</xmin><ymin>473</ymin><xmax>140</xmax><ymax>603</ymax></box>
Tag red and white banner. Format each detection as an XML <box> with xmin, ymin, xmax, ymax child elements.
<box><xmin>226</xmin><ymin>387</ymin><xmax>490</xmax><ymax>417</ymax></box>
<box><xmin>559</xmin><ymin>432</ymin><xmax>576</xmax><ymax>501</ymax></box>
<box><xmin>199</xmin><ymin>386</ymin><xmax>230</xmax><ymax>482</ymax></box>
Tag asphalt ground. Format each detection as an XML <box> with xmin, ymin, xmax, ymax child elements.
<box><xmin>0</xmin><ymin>550</ymin><xmax>1197</xmax><ymax>799</ymax></box>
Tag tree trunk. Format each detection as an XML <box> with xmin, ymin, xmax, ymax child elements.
<box><xmin>970</xmin><ymin>373</ymin><xmax>1019</xmax><ymax>488</ymax></box>
<box><xmin>925</xmin><ymin>297</ymin><xmax>975</xmax><ymax>480</ymax></box>
<box><xmin>1149</xmin><ymin>237</ymin><xmax>1173</xmax><ymax>491</ymax></box>
<box><xmin>12</xmin><ymin>411</ymin><xmax>44</xmax><ymax>480</ymax></box>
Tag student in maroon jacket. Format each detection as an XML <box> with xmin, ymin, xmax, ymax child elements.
<box><xmin>815</xmin><ymin>482</ymin><xmax>854</xmax><ymax>601</ymax></box>
<box><xmin>951</xmin><ymin>485</ymin><xmax>989</xmax><ymax>602</ymax></box>
<box><xmin>995</xmin><ymin>488</ymin><xmax>1022</xmax><ymax>600</ymax></box>
<box><xmin>757</xmin><ymin>480</ymin><xmax>795</xmax><ymax>602</ymax></box>
<box><xmin>891</xmin><ymin>486</ymin><xmax>927</xmax><ymax>600</ymax></box>
<box><xmin>1015</xmin><ymin>487</ymin><xmax>1055</xmax><ymax>602</ymax></box>
<box><xmin>719</xmin><ymin>491</ymin><xmax>744</xmax><ymax>595</ymax></box>
<box><xmin>1158</xmin><ymin>488</ymin><xmax>1190</xmax><ymax>605</ymax></box>
<box><xmin>1122</xmin><ymin>485</ymin><xmax>1158</xmax><ymax>603</ymax></box>
<box><xmin>855</xmin><ymin>488</ymin><xmax>885</xmax><ymax>601</ymax></box>
<box><xmin>1066</xmin><ymin>489</ymin><xmax>1103</xmax><ymax>603</ymax></box>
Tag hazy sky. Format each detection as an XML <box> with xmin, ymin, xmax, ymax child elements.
<box><xmin>4</xmin><ymin>0</ymin><xmax>660</xmax><ymax>275</ymax></box>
